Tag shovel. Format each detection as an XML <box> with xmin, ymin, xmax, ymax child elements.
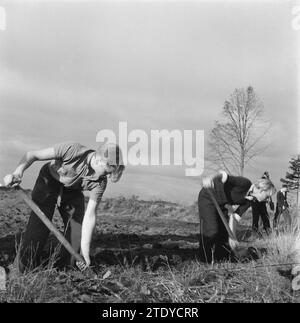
<box><xmin>206</xmin><ymin>188</ymin><xmax>238</xmax><ymax>241</ymax></box>
<box><xmin>205</xmin><ymin>188</ymin><xmax>250</xmax><ymax>257</ymax></box>
<box><xmin>2</xmin><ymin>176</ymin><xmax>85</xmax><ymax>267</ymax></box>
<box><xmin>16</xmin><ymin>186</ymin><xmax>85</xmax><ymax>265</ymax></box>
<box><xmin>206</xmin><ymin>188</ymin><xmax>263</xmax><ymax>260</ymax></box>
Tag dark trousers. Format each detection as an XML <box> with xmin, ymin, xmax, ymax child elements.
<box><xmin>17</xmin><ymin>163</ymin><xmax>85</xmax><ymax>272</ymax></box>
<box><xmin>198</xmin><ymin>189</ymin><xmax>233</xmax><ymax>263</ymax></box>
<box><xmin>251</xmin><ymin>202</ymin><xmax>270</xmax><ymax>232</ymax></box>
<box><xmin>273</xmin><ymin>205</ymin><xmax>281</xmax><ymax>228</ymax></box>
<box><xmin>273</xmin><ymin>206</ymin><xmax>291</xmax><ymax>228</ymax></box>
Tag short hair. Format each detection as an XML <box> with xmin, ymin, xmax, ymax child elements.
<box><xmin>96</xmin><ymin>142</ymin><xmax>125</xmax><ymax>182</ymax></box>
<box><xmin>255</xmin><ymin>178</ymin><xmax>276</xmax><ymax>194</ymax></box>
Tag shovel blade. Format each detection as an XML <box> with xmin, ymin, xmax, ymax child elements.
<box><xmin>0</xmin><ymin>266</ymin><xmax>6</xmax><ymax>291</ymax></box>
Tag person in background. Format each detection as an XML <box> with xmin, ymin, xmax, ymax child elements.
<box><xmin>273</xmin><ymin>185</ymin><xmax>291</xmax><ymax>228</ymax></box>
<box><xmin>251</xmin><ymin>171</ymin><xmax>274</xmax><ymax>235</ymax></box>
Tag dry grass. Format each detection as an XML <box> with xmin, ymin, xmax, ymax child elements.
<box><xmin>0</xmin><ymin>197</ymin><xmax>299</xmax><ymax>303</ymax></box>
<box><xmin>1</xmin><ymin>238</ymin><xmax>299</xmax><ymax>303</ymax></box>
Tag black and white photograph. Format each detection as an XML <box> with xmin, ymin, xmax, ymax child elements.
<box><xmin>0</xmin><ymin>0</ymin><xmax>299</xmax><ymax>305</ymax></box>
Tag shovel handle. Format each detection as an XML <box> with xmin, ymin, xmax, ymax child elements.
<box><xmin>206</xmin><ymin>188</ymin><xmax>238</xmax><ymax>241</ymax></box>
<box><xmin>17</xmin><ymin>187</ymin><xmax>84</xmax><ymax>264</ymax></box>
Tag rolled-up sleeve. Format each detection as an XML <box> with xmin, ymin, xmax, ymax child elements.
<box><xmin>53</xmin><ymin>142</ymin><xmax>80</xmax><ymax>160</ymax></box>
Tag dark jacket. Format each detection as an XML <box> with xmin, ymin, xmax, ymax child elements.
<box><xmin>276</xmin><ymin>190</ymin><xmax>289</xmax><ymax>209</ymax></box>
<box><xmin>211</xmin><ymin>174</ymin><xmax>252</xmax><ymax>216</ymax></box>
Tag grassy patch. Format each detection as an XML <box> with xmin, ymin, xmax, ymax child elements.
<box><xmin>1</xmin><ymin>191</ymin><xmax>299</xmax><ymax>303</ymax></box>
<box><xmin>1</xmin><ymin>236</ymin><xmax>299</xmax><ymax>303</ymax></box>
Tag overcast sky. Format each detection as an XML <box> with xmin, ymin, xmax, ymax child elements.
<box><xmin>0</xmin><ymin>0</ymin><xmax>299</xmax><ymax>204</ymax></box>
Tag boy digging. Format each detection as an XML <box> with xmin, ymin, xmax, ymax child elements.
<box><xmin>198</xmin><ymin>170</ymin><xmax>276</xmax><ymax>263</ymax></box>
<box><xmin>4</xmin><ymin>142</ymin><xmax>124</xmax><ymax>272</ymax></box>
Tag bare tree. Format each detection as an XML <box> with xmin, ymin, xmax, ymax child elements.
<box><xmin>208</xmin><ymin>86</ymin><xmax>270</xmax><ymax>176</ymax></box>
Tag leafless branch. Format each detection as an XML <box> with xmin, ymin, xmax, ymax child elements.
<box><xmin>208</xmin><ymin>86</ymin><xmax>271</xmax><ymax>175</ymax></box>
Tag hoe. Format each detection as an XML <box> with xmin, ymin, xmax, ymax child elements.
<box><xmin>0</xmin><ymin>183</ymin><xmax>85</xmax><ymax>288</ymax></box>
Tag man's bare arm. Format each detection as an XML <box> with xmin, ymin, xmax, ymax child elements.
<box><xmin>4</xmin><ymin>147</ymin><xmax>55</xmax><ymax>186</ymax></box>
<box><xmin>79</xmin><ymin>197</ymin><xmax>98</xmax><ymax>269</ymax></box>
